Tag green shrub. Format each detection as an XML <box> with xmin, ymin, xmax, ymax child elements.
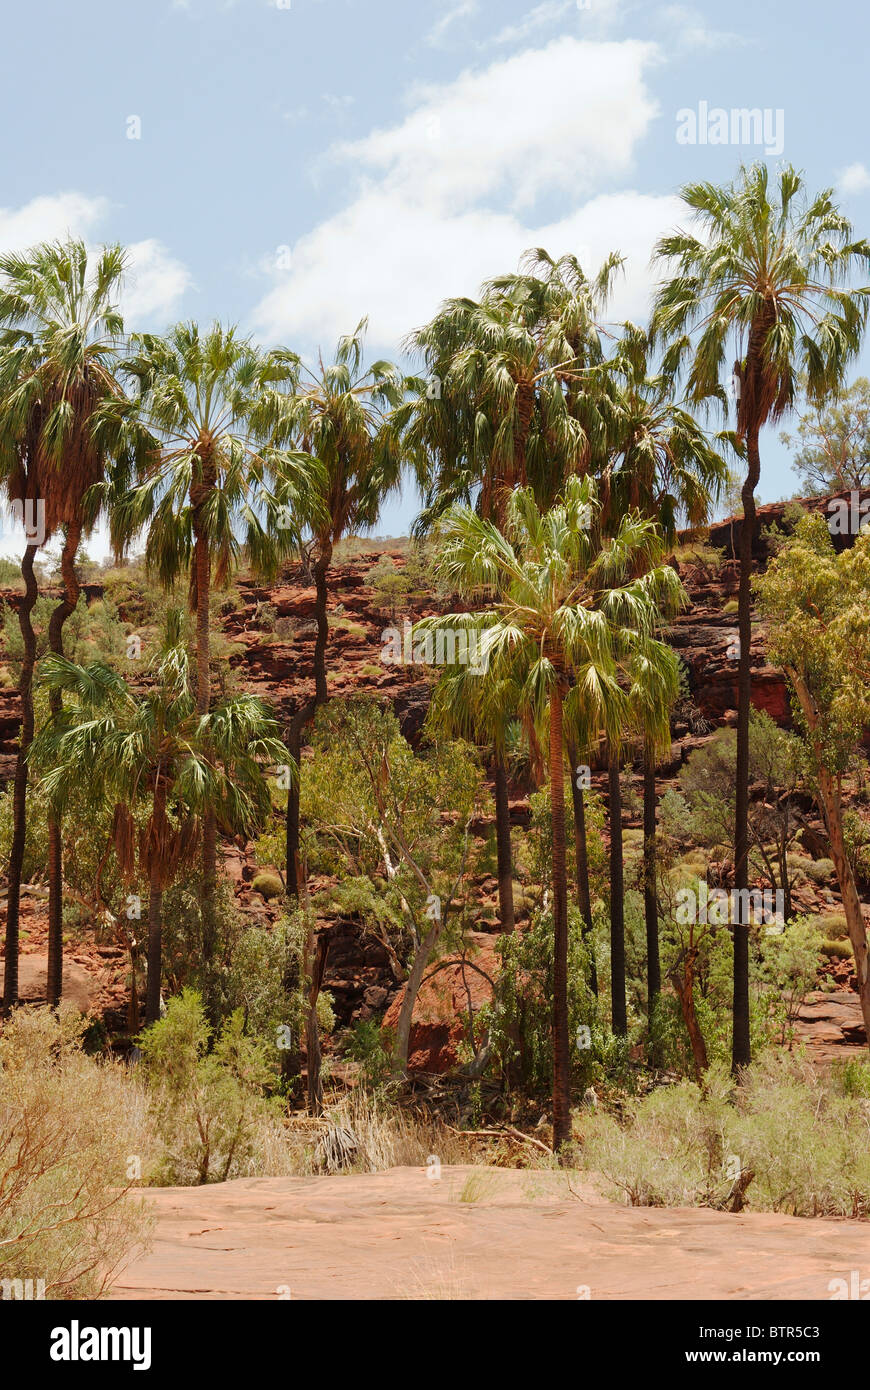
<box><xmin>251</xmin><ymin>871</ymin><xmax>284</xmax><ymax>901</ymax></box>
<box><xmin>138</xmin><ymin>990</ymin><xmax>289</xmax><ymax>1186</ymax></box>
<box><xmin>820</xmin><ymin>939</ymin><xmax>853</xmax><ymax>959</ymax></box>
<box><xmin>808</xmin><ymin>912</ymin><xmax>849</xmax><ymax>940</ymax></box>
<box><xmin>577</xmin><ymin>1054</ymin><xmax>870</xmax><ymax>1218</ymax></box>
<box><xmin>224</xmin><ymin>914</ymin><xmax>335</xmax><ymax>1082</ymax></box>
<box><xmin>802</xmin><ymin>857</ymin><xmax>836</xmax><ymax>885</ymax></box>
<box><xmin>344</xmin><ymin>1018</ymin><xmax>393</xmax><ymax>1086</ymax></box>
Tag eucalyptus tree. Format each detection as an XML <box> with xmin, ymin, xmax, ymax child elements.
<box><xmin>651</xmin><ymin>163</ymin><xmax>870</xmax><ymax>1070</ymax></box>
<box><xmin>426</xmin><ymin>476</ymin><xmax>685</xmax><ymax>1149</ymax></box>
<box><xmin>0</xmin><ymin>238</ymin><xmax>147</xmax><ymax>1008</ymax></box>
<box><xmin>34</xmin><ymin>630</ymin><xmax>286</xmax><ymax>1023</ymax></box>
<box><xmin>755</xmin><ymin>515</ymin><xmax>870</xmax><ymax>1047</ymax></box>
<box><xmin>118</xmin><ymin>322</ymin><xmax>321</xmax><ymax>969</ymax></box>
<box><xmin>277</xmin><ymin>321</ymin><xmax>404</xmax><ymax>896</ymax></box>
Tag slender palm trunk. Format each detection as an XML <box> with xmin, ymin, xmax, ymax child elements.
<box><xmin>567</xmin><ymin>739</ymin><xmax>597</xmax><ymax>996</ymax></box>
<box><xmin>145</xmin><ymin>879</ymin><xmax>163</xmax><ymax>1025</ymax></box>
<box><xmin>192</xmin><ymin>518</ymin><xmax>217</xmax><ymax>986</ymax></box>
<box><xmin>46</xmin><ymin>523</ymin><xmax>81</xmax><ymax>1008</ymax></box>
<box><xmin>550</xmin><ymin>682</ymin><xmax>571</xmax><ymax>1152</ymax></box>
<box><xmin>643</xmin><ymin>741</ymin><xmax>661</xmax><ymax>1056</ymax></box>
<box><xmin>493</xmin><ymin>755</ymin><xmax>515</xmax><ymax>932</ymax></box>
<box><xmin>285</xmin><ymin>708</ymin><xmax>306</xmax><ymax>899</ymax></box>
<box><xmin>3</xmin><ymin>544</ymin><xmax>39</xmax><ymax>1013</ymax></box>
<box><xmin>732</xmin><ymin>419</ymin><xmax>761</xmax><ymax>1073</ymax></box>
<box><xmin>312</xmin><ymin>541</ymin><xmax>332</xmax><ymax>705</ymax></box>
<box><xmin>608</xmin><ymin>749</ymin><xmax>627</xmax><ymax>1036</ymax></box>
<box><xmin>286</xmin><ymin>540</ymin><xmax>332</xmax><ymax>899</ymax></box>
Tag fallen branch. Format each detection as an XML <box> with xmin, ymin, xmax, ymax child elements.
<box><xmin>445</xmin><ymin>1123</ymin><xmax>553</xmax><ymax>1156</ymax></box>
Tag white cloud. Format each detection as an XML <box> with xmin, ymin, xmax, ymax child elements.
<box><xmin>490</xmin><ymin>1</ymin><xmax>573</xmax><ymax>46</ymax></box>
<box><xmin>0</xmin><ymin>191</ymin><xmax>190</xmax><ymax>329</ymax></box>
<box><xmin>838</xmin><ymin>162</ymin><xmax>870</xmax><ymax>195</ymax></box>
<box><xmin>659</xmin><ymin>5</ymin><xmax>745</xmax><ymax>51</ymax></box>
<box><xmin>426</xmin><ymin>1</ymin><xmax>479</xmax><ymax>47</ymax></box>
<box><xmin>251</xmin><ymin>36</ymin><xmax>669</xmax><ymax>352</ymax></box>
<box><xmin>331</xmin><ymin>37</ymin><xmax>658</xmax><ymax>213</ymax></box>
<box><xmin>122</xmin><ymin>239</ymin><xmax>193</xmax><ymax>325</ymax></box>
<box><xmin>0</xmin><ymin>191</ymin><xmax>108</xmax><ymax>254</ymax></box>
<box><xmin>253</xmin><ymin>186</ymin><xmax>680</xmax><ymax>351</ymax></box>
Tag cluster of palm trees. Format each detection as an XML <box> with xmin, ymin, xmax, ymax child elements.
<box><xmin>0</xmin><ymin>164</ymin><xmax>867</xmax><ymax>1134</ymax></box>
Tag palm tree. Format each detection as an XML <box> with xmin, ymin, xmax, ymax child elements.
<box><xmin>429</xmin><ymin>476</ymin><xmax>685</xmax><ymax>1150</ymax></box>
<box><xmin>404</xmin><ymin>250</ymin><xmax>618</xmax><ymax>933</ymax></box>
<box><xmin>599</xmin><ymin>323</ymin><xmax>725</xmax><ymax>1041</ymax></box>
<box><xmin>405</xmin><ymin>248</ymin><xmax>619</xmax><ymax>528</ymax></box>
<box><xmin>651</xmin><ymin>163</ymin><xmax>870</xmax><ymax>1071</ymax></box>
<box><xmin>119</xmin><ymin>323</ymin><xmax>320</xmax><ymax>974</ymax></box>
<box><xmin>0</xmin><ymin>238</ymin><xmax>146</xmax><ymax>1007</ymax></box>
<box><xmin>0</xmin><ymin>366</ymin><xmax>41</xmax><ymax>1012</ymax></box>
<box><xmin>33</xmin><ymin>626</ymin><xmax>285</xmax><ymax>1023</ymax></box>
<box><xmin>279</xmin><ymin>321</ymin><xmax>404</xmax><ymax>896</ymax></box>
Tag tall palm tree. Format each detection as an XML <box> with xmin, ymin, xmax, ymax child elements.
<box><xmin>600</xmin><ymin>323</ymin><xmax>725</xmax><ymax>1041</ymax></box>
<box><xmin>404</xmin><ymin>250</ymin><xmax>618</xmax><ymax>932</ymax></box>
<box><xmin>651</xmin><ymin>163</ymin><xmax>870</xmax><ymax>1071</ymax></box>
<box><xmin>429</xmin><ymin>476</ymin><xmax>685</xmax><ymax>1150</ymax></box>
<box><xmin>0</xmin><ymin>238</ymin><xmax>146</xmax><ymax>1007</ymax></box>
<box><xmin>279</xmin><ymin>321</ymin><xmax>404</xmax><ymax>896</ymax></box>
<box><xmin>33</xmin><ymin>628</ymin><xmax>285</xmax><ymax>1023</ymax></box>
<box><xmin>0</xmin><ymin>377</ymin><xmax>41</xmax><ymax>1012</ymax></box>
<box><xmin>405</xmin><ymin>248</ymin><xmax>619</xmax><ymax>529</ymax></box>
<box><xmin>119</xmin><ymin>323</ymin><xmax>320</xmax><ymax>974</ymax></box>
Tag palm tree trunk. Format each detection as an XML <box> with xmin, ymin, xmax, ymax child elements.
<box><xmin>312</xmin><ymin>541</ymin><xmax>332</xmax><ymax>706</ymax></box>
<box><xmin>643</xmin><ymin>741</ymin><xmax>661</xmax><ymax>1056</ymax></box>
<box><xmin>3</xmin><ymin>544</ymin><xmax>39</xmax><ymax>1013</ymax></box>
<box><xmin>608</xmin><ymin>748</ymin><xmax>627</xmax><ymax>1036</ymax></box>
<box><xmin>550</xmin><ymin>681</ymin><xmax>571</xmax><ymax>1152</ymax></box>
<box><xmin>285</xmin><ymin>708</ymin><xmax>306</xmax><ymax>899</ymax></box>
<box><xmin>286</xmin><ymin>540</ymin><xmax>332</xmax><ymax>901</ymax></box>
<box><xmin>145</xmin><ymin>879</ymin><xmax>163</xmax><ymax>1025</ymax></box>
<box><xmin>193</xmin><ymin>526</ymin><xmax>218</xmax><ymax>986</ymax></box>
<box><xmin>493</xmin><ymin>755</ymin><xmax>515</xmax><ymax>932</ymax></box>
<box><xmin>567</xmin><ymin>739</ymin><xmax>596</xmax><ymax>997</ymax></box>
<box><xmin>46</xmin><ymin>522</ymin><xmax>81</xmax><ymax>1008</ymax></box>
<box><xmin>732</xmin><ymin>420</ymin><xmax>761</xmax><ymax>1072</ymax></box>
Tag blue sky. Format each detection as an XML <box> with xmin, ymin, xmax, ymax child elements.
<box><xmin>2</xmin><ymin>0</ymin><xmax>869</xmax><ymax>546</ymax></box>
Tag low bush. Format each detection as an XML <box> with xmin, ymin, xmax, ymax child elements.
<box><xmin>0</xmin><ymin>1006</ymin><xmax>152</xmax><ymax>1299</ymax></box>
<box><xmin>576</xmin><ymin>1054</ymin><xmax>870</xmax><ymax>1218</ymax></box>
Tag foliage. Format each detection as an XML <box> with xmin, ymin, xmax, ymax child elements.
<box><xmin>0</xmin><ymin>1005</ymin><xmax>152</xmax><ymax>1298</ymax></box>
<box><xmin>780</xmin><ymin>375</ymin><xmax>870</xmax><ymax>494</ymax></box>
<box><xmin>138</xmin><ymin>989</ymin><xmax>284</xmax><ymax>1185</ymax></box>
<box><xmin>486</xmin><ymin>905</ymin><xmax>622</xmax><ymax>1094</ymax></box>
<box><xmin>577</xmin><ymin>1054</ymin><xmax>870</xmax><ymax>1217</ymax></box>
